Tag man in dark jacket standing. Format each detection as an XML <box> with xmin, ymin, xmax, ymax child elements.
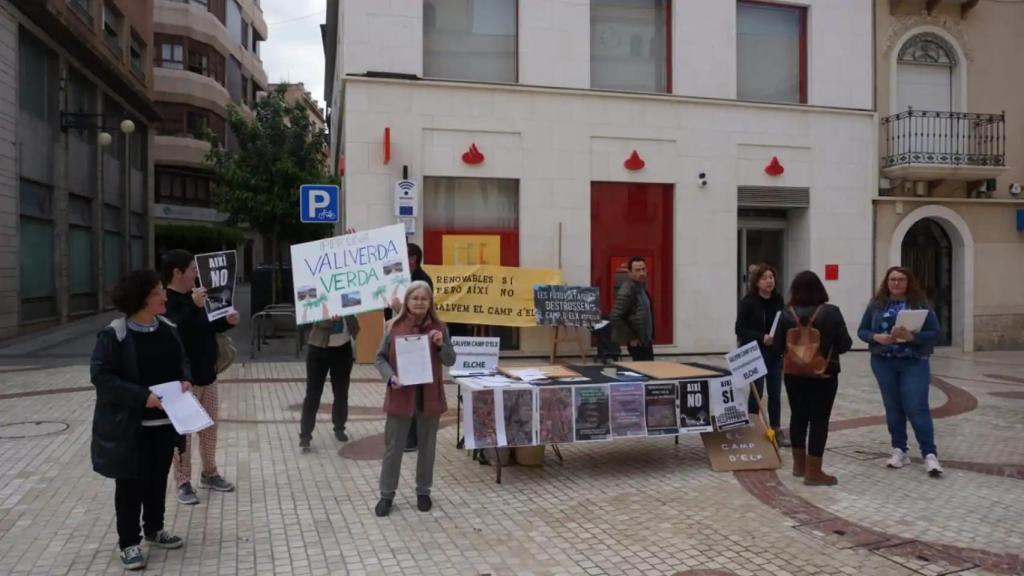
<box><xmin>160</xmin><ymin>249</ymin><xmax>239</xmax><ymax>505</ymax></box>
<box><xmin>610</xmin><ymin>257</ymin><xmax>654</xmax><ymax>361</ymax></box>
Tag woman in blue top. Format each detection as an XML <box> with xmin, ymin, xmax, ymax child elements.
<box><xmin>857</xmin><ymin>266</ymin><xmax>943</xmax><ymax>477</ymax></box>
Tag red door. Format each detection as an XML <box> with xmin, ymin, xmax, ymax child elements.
<box><xmin>591</xmin><ymin>183</ymin><xmax>673</xmax><ymax>345</ymax></box>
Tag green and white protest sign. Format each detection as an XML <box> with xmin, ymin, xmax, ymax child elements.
<box><xmin>290</xmin><ymin>224</ymin><xmax>410</xmax><ymax>324</ymax></box>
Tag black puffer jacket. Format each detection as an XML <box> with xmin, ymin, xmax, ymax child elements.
<box><xmin>735</xmin><ymin>292</ymin><xmax>784</xmax><ymax>357</ymax></box>
<box><xmin>89</xmin><ymin>317</ymin><xmax>191</xmax><ymax>479</ymax></box>
<box><xmin>164</xmin><ymin>288</ymin><xmax>232</xmax><ymax>386</ymax></box>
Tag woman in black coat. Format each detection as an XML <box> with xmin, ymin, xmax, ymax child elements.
<box><xmin>90</xmin><ymin>270</ymin><xmax>192</xmax><ymax>570</ymax></box>
<box><xmin>735</xmin><ymin>263</ymin><xmax>787</xmax><ymax>445</ymax></box>
<box><xmin>773</xmin><ymin>271</ymin><xmax>853</xmax><ymax>487</ymax></box>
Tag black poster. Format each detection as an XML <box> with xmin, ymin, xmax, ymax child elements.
<box><xmin>533</xmin><ymin>285</ymin><xmax>601</xmax><ymax>327</ymax></box>
<box><xmin>194</xmin><ymin>250</ymin><xmax>237</xmax><ymax>321</ymax></box>
<box><xmin>644</xmin><ymin>382</ymin><xmax>678</xmax><ymax>436</ymax></box>
<box><xmin>678</xmin><ymin>379</ymin><xmax>713</xmax><ymax>433</ymax></box>
<box><xmin>574</xmin><ymin>385</ymin><xmax>611</xmax><ymax>441</ymax></box>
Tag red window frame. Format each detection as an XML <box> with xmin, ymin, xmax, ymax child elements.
<box><xmin>737</xmin><ymin>0</ymin><xmax>808</xmax><ymax>104</ymax></box>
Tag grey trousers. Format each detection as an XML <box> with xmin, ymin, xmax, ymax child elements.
<box><xmin>379</xmin><ymin>411</ymin><xmax>441</xmax><ymax>499</ymax></box>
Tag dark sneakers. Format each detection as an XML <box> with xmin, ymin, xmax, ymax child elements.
<box><xmin>417</xmin><ymin>495</ymin><xmax>432</xmax><ymax>512</ymax></box>
<box><xmin>199</xmin><ymin>473</ymin><xmax>235</xmax><ymax>492</ymax></box>
<box><xmin>144</xmin><ymin>530</ymin><xmax>184</xmax><ymax>549</ymax></box>
<box><xmin>119</xmin><ymin>545</ymin><xmax>145</xmax><ymax>570</ymax></box>
<box><xmin>334</xmin><ymin>429</ymin><xmax>349</xmax><ymax>442</ymax></box>
<box><xmin>299</xmin><ymin>437</ymin><xmax>311</xmax><ymax>452</ymax></box>
<box><xmin>176</xmin><ymin>483</ymin><xmax>199</xmax><ymax>505</ymax></box>
<box><xmin>374</xmin><ymin>498</ymin><xmax>393</xmax><ymax>517</ymax></box>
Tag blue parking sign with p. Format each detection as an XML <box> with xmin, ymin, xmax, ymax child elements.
<box><xmin>299</xmin><ymin>184</ymin><xmax>340</xmax><ymax>223</ymax></box>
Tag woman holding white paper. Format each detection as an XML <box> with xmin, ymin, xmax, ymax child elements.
<box><xmin>858</xmin><ymin>266</ymin><xmax>943</xmax><ymax>477</ymax></box>
<box><xmin>735</xmin><ymin>263</ymin><xmax>788</xmax><ymax>446</ymax></box>
<box><xmin>89</xmin><ymin>270</ymin><xmax>192</xmax><ymax>570</ymax></box>
<box><xmin>374</xmin><ymin>281</ymin><xmax>456</xmax><ymax>517</ymax></box>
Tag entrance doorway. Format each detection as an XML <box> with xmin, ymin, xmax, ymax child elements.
<box><xmin>901</xmin><ymin>218</ymin><xmax>953</xmax><ymax>346</ymax></box>
<box><xmin>737</xmin><ymin>214</ymin><xmax>786</xmax><ymax>299</ymax></box>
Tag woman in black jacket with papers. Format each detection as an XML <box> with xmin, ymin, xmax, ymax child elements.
<box><xmin>90</xmin><ymin>270</ymin><xmax>192</xmax><ymax>570</ymax></box>
<box><xmin>773</xmin><ymin>271</ymin><xmax>853</xmax><ymax>487</ymax></box>
<box><xmin>735</xmin><ymin>263</ymin><xmax>787</xmax><ymax>445</ymax></box>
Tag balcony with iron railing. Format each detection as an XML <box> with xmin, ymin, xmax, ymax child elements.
<box><xmin>881</xmin><ymin>109</ymin><xmax>1007</xmax><ymax>181</ymax></box>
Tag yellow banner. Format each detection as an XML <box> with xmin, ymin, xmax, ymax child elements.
<box><xmin>423</xmin><ymin>265</ymin><xmax>563</xmax><ymax>327</ymax></box>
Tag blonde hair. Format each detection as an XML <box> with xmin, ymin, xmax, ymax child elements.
<box><xmin>392</xmin><ymin>280</ymin><xmax>440</xmax><ymax>327</ymax></box>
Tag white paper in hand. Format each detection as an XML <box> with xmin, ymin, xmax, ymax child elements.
<box><xmin>396</xmin><ymin>335</ymin><xmax>433</xmax><ymax>385</ymax></box>
<box><xmin>150</xmin><ymin>381</ymin><xmax>214</xmax><ymax>435</ymax></box>
<box><xmin>769</xmin><ymin>311</ymin><xmax>782</xmax><ymax>338</ymax></box>
<box><xmin>894</xmin><ymin>309</ymin><xmax>929</xmax><ymax>333</ymax></box>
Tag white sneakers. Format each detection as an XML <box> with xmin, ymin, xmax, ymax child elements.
<box><xmin>886</xmin><ymin>448</ymin><xmax>943</xmax><ymax>477</ymax></box>
<box><xmin>886</xmin><ymin>448</ymin><xmax>911</xmax><ymax>469</ymax></box>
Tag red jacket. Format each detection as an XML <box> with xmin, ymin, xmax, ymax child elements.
<box><xmin>376</xmin><ymin>316</ymin><xmax>456</xmax><ymax>418</ymax></box>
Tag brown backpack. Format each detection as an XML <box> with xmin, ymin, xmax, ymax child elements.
<box><xmin>783</xmin><ymin>305</ymin><xmax>830</xmax><ymax>378</ymax></box>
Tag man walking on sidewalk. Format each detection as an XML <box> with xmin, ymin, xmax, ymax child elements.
<box><xmin>160</xmin><ymin>250</ymin><xmax>238</xmax><ymax>505</ymax></box>
<box><xmin>610</xmin><ymin>256</ymin><xmax>655</xmax><ymax>361</ymax></box>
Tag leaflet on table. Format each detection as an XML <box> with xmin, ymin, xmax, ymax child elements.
<box><xmin>678</xmin><ymin>380</ymin><xmax>714</xmax><ymax>433</ymax></box>
<box><xmin>149</xmin><ymin>381</ymin><xmax>214</xmax><ymax>435</ymax></box>
<box><xmin>508</xmin><ymin>368</ymin><xmax>550</xmax><ymax>382</ymax></box>
<box><xmin>465</xmin><ymin>375</ymin><xmax>518</xmax><ymax>388</ymax></box>
<box><xmin>536</xmin><ymin>387</ymin><xmax>574</xmax><ymax>444</ymax></box>
<box><xmin>463</xmin><ymin>387</ymin><xmax>503</xmax><ymax>449</ymax></box>
<box><xmin>574</xmin><ymin>385</ymin><xmax>611</xmax><ymax>441</ymax></box>
<box><xmin>609</xmin><ymin>382</ymin><xmax>646</xmax><ymax>438</ymax></box>
<box><xmin>709</xmin><ymin>377</ymin><xmax>750</xmax><ymax>431</ymax></box>
<box><xmin>644</xmin><ymin>382</ymin><xmax>678</xmax><ymax>436</ymax></box>
<box><xmin>502</xmin><ymin>388</ymin><xmax>536</xmax><ymax>446</ymax></box>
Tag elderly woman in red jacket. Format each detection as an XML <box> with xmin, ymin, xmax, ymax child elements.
<box><xmin>374</xmin><ymin>280</ymin><xmax>455</xmax><ymax>517</ymax></box>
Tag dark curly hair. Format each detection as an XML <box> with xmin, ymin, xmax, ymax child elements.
<box><xmin>111</xmin><ymin>270</ymin><xmax>163</xmax><ymax>315</ymax></box>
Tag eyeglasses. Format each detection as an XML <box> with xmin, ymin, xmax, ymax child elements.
<box><xmin>888</xmin><ymin>278</ymin><xmax>908</xmax><ymax>284</ymax></box>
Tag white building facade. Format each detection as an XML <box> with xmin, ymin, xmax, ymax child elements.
<box><xmin>324</xmin><ymin>0</ymin><xmax>876</xmax><ymax>355</ymax></box>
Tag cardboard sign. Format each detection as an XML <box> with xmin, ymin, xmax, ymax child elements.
<box><xmin>725</xmin><ymin>340</ymin><xmax>768</xmax><ymax>388</ymax></box>
<box><xmin>451</xmin><ymin>337</ymin><xmax>500</xmax><ymax>374</ymax></box>
<box><xmin>289</xmin><ymin>224</ymin><xmax>409</xmax><ymax>325</ymax></box>
<box><xmin>194</xmin><ymin>250</ymin><xmax>237</xmax><ymax>321</ymax></box>
<box><xmin>701</xmin><ymin>419</ymin><xmax>781</xmax><ymax>472</ymax></box>
<box><xmin>533</xmin><ymin>285</ymin><xmax>601</xmax><ymax>327</ymax></box>
<box><xmin>423</xmin><ymin>264</ymin><xmax>563</xmax><ymax>327</ymax></box>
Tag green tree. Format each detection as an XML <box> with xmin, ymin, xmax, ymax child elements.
<box><xmin>206</xmin><ymin>86</ymin><xmax>334</xmax><ymax>302</ymax></box>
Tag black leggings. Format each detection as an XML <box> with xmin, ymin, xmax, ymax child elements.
<box><xmin>114</xmin><ymin>425</ymin><xmax>178</xmax><ymax>548</ymax></box>
<box><xmin>784</xmin><ymin>375</ymin><xmax>838</xmax><ymax>457</ymax></box>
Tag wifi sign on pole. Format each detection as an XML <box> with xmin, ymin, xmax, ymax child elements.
<box><xmin>394</xmin><ymin>179</ymin><xmax>417</xmax><ymax>218</ymax></box>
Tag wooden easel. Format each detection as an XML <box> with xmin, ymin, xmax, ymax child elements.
<box><xmin>549</xmin><ymin>325</ymin><xmax>586</xmax><ymax>364</ymax></box>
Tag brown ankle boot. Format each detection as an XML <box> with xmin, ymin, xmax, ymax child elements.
<box><xmin>803</xmin><ymin>455</ymin><xmax>837</xmax><ymax>486</ymax></box>
<box><xmin>791</xmin><ymin>448</ymin><xmax>806</xmax><ymax>477</ymax></box>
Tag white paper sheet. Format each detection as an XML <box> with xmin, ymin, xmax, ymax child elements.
<box><xmin>508</xmin><ymin>369</ymin><xmax>548</xmax><ymax>382</ymax></box>
<box><xmin>769</xmin><ymin>311</ymin><xmax>782</xmax><ymax>338</ymax></box>
<box><xmin>894</xmin><ymin>309</ymin><xmax>929</xmax><ymax>333</ymax></box>
<box><xmin>396</xmin><ymin>335</ymin><xmax>433</xmax><ymax>385</ymax></box>
<box><xmin>150</xmin><ymin>381</ymin><xmax>214</xmax><ymax>435</ymax></box>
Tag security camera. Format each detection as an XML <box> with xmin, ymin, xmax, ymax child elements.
<box><xmin>1010</xmin><ymin>182</ymin><xmax>1022</xmax><ymax>196</ymax></box>
<box><xmin>698</xmin><ymin>172</ymin><xmax>708</xmax><ymax>188</ymax></box>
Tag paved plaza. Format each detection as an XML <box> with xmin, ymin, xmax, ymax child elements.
<box><xmin>0</xmin><ymin>313</ymin><xmax>1022</xmax><ymax>576</ymax></box>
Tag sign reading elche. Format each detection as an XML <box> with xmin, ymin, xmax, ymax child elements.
<box><xmin>423</xmin><ymin>265</ymin><xmax>562</xmax><ymax>327</ymax></box>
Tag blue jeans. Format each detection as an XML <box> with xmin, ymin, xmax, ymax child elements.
<box><xmin>748</xmin><ymin>353</ymin><xmax>782</xmax><ymax>429</ymax></box>
<box><xmin>870</xmin><ymin>355</ymin><xmax>937</xmax><ymax>457</ymax></box>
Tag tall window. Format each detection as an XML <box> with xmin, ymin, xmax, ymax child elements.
<box><xmin>69</xmin><ymin>0</ymin><xmax>93</xmax><ymax>23</ymax></box>
<box><xmin>102</xmin><ymin>2</ymin><xmax>122</xmax><ymax>56</ymax></box>
<box><xmin>130</xmin><ymin>32</ymin><xmax>146</xmax><ymax>78</ymax></box>
<box><xmin>737</xmin><ymin>1</ymin><xmax>806</xmax><ymax>104</ymax></box>
<box><xmin>591</xmin><ymin>0</ymin><xmax>671</xmax><ymax>93</ymax></box>
<box><xmin>423</xmin><ymin>0</ymin><xmax>517</xmax><ymax>83</ymax></box>
<box><xmin>160</xmin><ymin>41</ymin><xmax>184</xmax><ymax>69</ymax></box>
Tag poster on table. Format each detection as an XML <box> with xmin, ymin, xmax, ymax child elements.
<box><xmin>644</xmin><ymin>382</ymin><xmax>678</xmax><ymax>436</ymax></box>
<box><xmin>194</xmin><ymin>250</ymin><xmax>237</xmax><ymax>321</ymax></box>
<box><xmin>710</xmin><ymin>377</ymin><xmax>750</xmax><ymax>431</ymax></box>
<box><xmin>537</xmin><ymin>387</ymin><xmax>574</xmax><ymax>444</ymax></box>
<box><xmin>422</xmin><ymin>264</ymin><xmax>563</xmax><ymax>327</ymax></box>
<box><xmin>609</xmin><ymin>382</ymin><xmax>646</xmax><ymax>438</ymax></box>
<box><xmin>289</xmin><ymin>224</ymin><xmax>410</xmax><ymax>325</ymax></box>
<box><xmin>725</xmin><ymin>340</ymin><xmax>768</xmax><ymax>388</ymax></box>
<box><xmin>678</xmin><ymin>380</ymin><xmax>713</xmax><ymax>433</ymax></box>
<box><xmin>573</xmin><ymin>385</ymin><xmax>611</xmax><ymax>441</ymax></box>
<box><xmin>463</xmin><ymin>388</ymin><xmax>502</xmax><ymax>449</ymax></box>
<box><xmin>533</xmin><ymin>285</ymin><xmax>602</xmax><ymax>327</ymax></box>
<box><xmin>450</xmin><ymin>337</ymin><xmax>501</xmax><ymax>376</ymax></box>
<box><xmin>502</xmin><ymin>388</ymin><xmax>537</xmax><ymax>447</ymax></box>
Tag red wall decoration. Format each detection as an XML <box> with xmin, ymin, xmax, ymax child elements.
<box><xmin>765</xmin><ymin>156</ymin><xmax>784</xmax><ymax>176</ymax></box>
<box><xmin>824</xmin><ymin>264</ymin><xmax>839</xmax><ymax>281</ymax></box>
<box><xmin>383</xmin><ymin>127</ymin><xmax>391</xmax><ymax>165</ymax></box>
<box><xmin>462</xmin><ymin>143</ymin><xmax>485</xmax><ymax>165</ymax></box>
<box><xmin>624</xmin><ymin>150</ymin><xmax>646</xmax><ymax>171</ymax></box>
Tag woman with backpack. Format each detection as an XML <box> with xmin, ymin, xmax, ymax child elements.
<box><xmin>773</xmin><ymin>271</ymin><xmax>853</xmax><ymax>486</ymax></box>
<box><xmin>857</xmin><ymin>266</ymin><xmax>943</xmax><ymax>477</ymax></box>
<box><xmin>735</xmin><ymin>263</ymin><xmax>788</xmax><ymax>446</ymax></box>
